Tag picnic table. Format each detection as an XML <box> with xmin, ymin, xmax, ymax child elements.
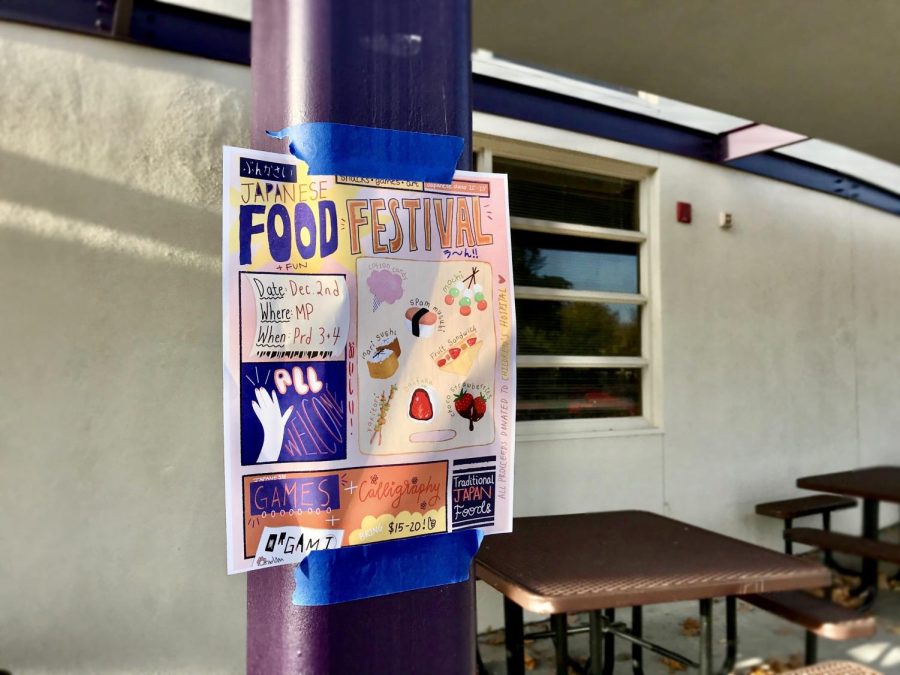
<box><xmin>476</xmin><ymin>510</ymin><xmax>830</xmax><ymax>675</ymax></box>
<box><xmin>797</xmin><ymin>465</ymin><xmax>900</xmax><ymax>598</ymax></box>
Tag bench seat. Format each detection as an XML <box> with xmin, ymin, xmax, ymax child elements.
<box><xmin>742</xmin><ymin>591</ymin><xmax>876</xmax><ymax>641</ymax></box>
<box><xmin>756</xmin><ymin>495</ymin><xmax>856</xmax><ymax>520</ymax></box>
<box><xmin>786</xmin><ymin>527</ymin><xmax>900</xmax><ymax>564</ymax></box>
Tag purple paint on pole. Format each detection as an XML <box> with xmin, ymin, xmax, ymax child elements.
<box><xmin>247</xmin><ymin>1</ymin><xmax>475</xmax><ymax>672</ymax></box>
<box><xmin>248</xmin><ymin>564</ymin><xmax>476</xmax><ymax>674</ymax></box>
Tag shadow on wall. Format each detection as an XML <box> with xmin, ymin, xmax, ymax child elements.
<box><xmin>0</xmin><ymin>148</ymin><xmax>220</xmax><ymax>272</ymax></box>
<box><xmin>0</xmin><ymin>147</ymin><xmax>245</xmax><ymax>670</ymax></box>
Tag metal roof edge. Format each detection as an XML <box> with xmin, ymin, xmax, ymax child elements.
<box><xmin>473</xmin><ymin>74</ymin><xmax>900</xmax><ymax>218</ymax></box>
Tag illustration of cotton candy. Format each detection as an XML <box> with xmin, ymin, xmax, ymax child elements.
<box><xmin>368</xmin><ymin>269</ymin><xmax>404</xmax><ymax>311</ymax></box>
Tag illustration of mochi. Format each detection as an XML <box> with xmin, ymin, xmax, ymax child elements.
<box><xmin>368</xmin><ymin>269</ymin><xmax>404</xmax><ymax>311</ymax></box>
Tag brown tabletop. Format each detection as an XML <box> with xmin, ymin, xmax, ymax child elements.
<box><xmin>797</xmin><ymin>465</ymin><xmax>900</xmax><ymax>503</ymax></box>
<box><xmin>476</xmin><ymin>510</ymin><xmax>831</xmax><ymax>614</ymax></box>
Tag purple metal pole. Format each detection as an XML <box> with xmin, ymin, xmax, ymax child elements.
<box><xmin>247</xmin><ymin>2</ymin><xmax>475</xmax><ymax>673</ymax></box>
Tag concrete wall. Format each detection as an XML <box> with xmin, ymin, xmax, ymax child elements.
<box><xmin>658</xmin><ymin>148</ymin><xmax>900</xmax><ymax>538</ymax></box>
<box><xmin>2</xmin><ymin>21</ymin><xmax>899</xmax><ymax>668</ymax></box>
<box><xmin>0</xmin><ymin>23</ymin><xmax>248</xmax><ymax>673</ymax></box>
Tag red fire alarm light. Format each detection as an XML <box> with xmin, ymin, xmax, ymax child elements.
<box><xmin>676</xmin><ymin>202</ymin><xmax>692</xmax><ymax>224</ymax></box>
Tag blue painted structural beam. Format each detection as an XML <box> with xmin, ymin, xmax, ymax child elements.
<box><xmin>728</xmin><ymin>153</ymin><xmax>900</xmax><ymax>216</ymax></box>
<box><xmin>130</xmin><ymin>0</ymin><xmax>250</xmax><ymax>64</ymax></box>
<box><xmin>473</xmin><ymin>75</ymin><xmax>719</xmax><ymax>163</ymax></box>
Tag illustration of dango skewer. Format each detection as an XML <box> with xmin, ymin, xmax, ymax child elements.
<box><xmin>443</xmin><ymin>266</ymin><xmax>488</xmax><ymax>316</ymax></box>
<box><xmin>369</xmin><ymin>384</ymin><xmax>397</xmax><ymax>445</ymax></box>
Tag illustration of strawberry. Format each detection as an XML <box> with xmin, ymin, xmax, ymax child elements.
<box><xmin>409</xmin><ymin>388</ymin><xmax>434</xmax><ymax>421</ymax></box>
<box><xmin>471</xmin><ymin>395</ymin><xmax>488</xmax><ymax>422</ymax></box>
<box><xmin>466</xmin><ymin>337</ymin><xmax>477</xmax><ymax>346</ymax></box>
<box><xmin>449</xmin><ymin>347</ymin><xmax>461</xmax><ymax>360</ymax></box>
<box><xmin>454</xmin><ymin>389</ymin><xmax>474</xmax><ymax>417</ymax></box>
<box><xmin>454</xmin><ymin>388</ymin><xmax>487</xmax><ymax>431</ymax></box>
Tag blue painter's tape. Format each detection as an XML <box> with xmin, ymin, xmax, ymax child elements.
<box><xmin>292</xmin><ymin>530</ymin><xmax>482</xmax><ymax>606</ymax></box>
<box><xmin>266</xmin><ymin>123</ymin><xmax>464</xmax><ymax>184</ymax></box>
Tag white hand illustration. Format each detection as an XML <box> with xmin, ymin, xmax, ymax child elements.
<box><xmin>252</xmin><ymin>387</ymin><xmax>294</xmax><ymax>463</ymax></box>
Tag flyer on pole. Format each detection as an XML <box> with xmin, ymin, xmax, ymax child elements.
<box><xmin>222</xmin><ymin>147</ymin><xmax>516</xmax><ymax>573</ymax></box>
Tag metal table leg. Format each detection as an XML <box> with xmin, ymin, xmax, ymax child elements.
<box><xmin>551</xmin><ymin>613</ymin><xmax>568</xmax><ymax>675</ymax></box>
<box><xmin>589</xmin><ymin>610</ymin><xmax>604</xmax><ymax>675</ymax></box>
<box><xmin>604</xmin><ymin>609</ymin><xmax>616</xmax><ymax>675</ymax></box>
<box><xmin>860</xmin><ymin>498</ymin><xmax>880</xmax><ymax>602</ymax></box>
<box><xmin>699</xmin><ymin>599</ymin><xmax>713</xmax><ymax>675</ymax></box>
<box><xmin>631</xmin><ymin>606</ymin><xmax>645</xmax><ymax>675</ymax></box>
<box><xmin>504</xmin><ymin>597</ymin><xmax>524</xmax><ymax>675</ymax></box>
<box><xmin>717</xmin><ymin>597</ymin><xmax>737</xmax><ymax>675</ymax></box>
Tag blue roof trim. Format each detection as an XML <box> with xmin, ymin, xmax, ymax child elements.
<box><xmin>474</xmin><ymin>75</ymin><xmax>718</xmax><ymax>162</ymax></box>
<box><xmin>728</xmin><ymin>154</ymin><xmax>900</xmax><ymax>216</ymax></box>
<box><xmin>0</xmin><ymin>0</ymin><xmax>113</xmax><ymax>35</ymax></box>
<box><xmin>0</xmin><ymin>1</ymin><xmax>252</xmax><ymax>62</ymax></box>
<box><xmin>129</xmin><ymin>1</ymin><xmax>250</xmax><ymax>65</ymax></box>
<box><xmin>473</xmin><ymin>74</ymin><xmax>900</xmax><ymax>217</ymax></box>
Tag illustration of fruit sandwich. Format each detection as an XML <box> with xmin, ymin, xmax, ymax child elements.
<box><xmin>435</xmin><ymin>334</ymin><xmax>482</xmax><ymax>377</ymax></box>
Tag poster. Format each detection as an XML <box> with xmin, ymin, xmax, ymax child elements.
<box><xmin>223</xmin><ymin>147</ymin><xmax>516</xmax><ymax>573</ymax></box>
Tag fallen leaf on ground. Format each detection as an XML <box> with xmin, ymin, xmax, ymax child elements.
<box><xmin>660</xmin><ymin>656</ymin><xmax>687</xmax><ymax>672</ymax></box>
<box><xmin>834</xmin><ymin>573</ymin><xmax>861</xmax><ymax>590</ymax></box>
<box><xmin>877</xmin><ymin>572</ymin><xmax>900</xmax><ymax>591</ymax></box>
<box><xmin>786</xmin><ymin>653</ymin><xmax>804</xmax><ymax>669</ymax></box>
<box><xmin>747</xmin><ymin>666</ymin><xmax>774</xmax><ymax>675</ymax></box>
<box><xmin>679</xmin><ymin>617</ymin><xmax>701</xmax><ymax>637</ymax></box>
<box><xmin>748</xmin><ymin>656</ymin><xmax>805</xmax><ymax>674</ymax></box>
<box><xmin>831</xmin><ymin>585</ymin><xmax>864</xmax><ymax>609</ymax></box>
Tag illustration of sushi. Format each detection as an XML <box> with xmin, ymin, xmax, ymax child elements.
<box><xmin>374</xmin><ymin>335</ymin><xmax>401</xmax><ymax>357</ymax></box>
<box><xmin>405</xmin><ymin>307</ymin><xmax>437</xmax><ymax>337</ymax></box>
<box><xmin>366</xmin><ymin>335</ymin><xmax>401</xmax><ymax>379</ymax></box>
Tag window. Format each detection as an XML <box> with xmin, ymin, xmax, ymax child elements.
<box><xmin>477</xmin><ymin>153</ymin><xmax>651</xmax><ymax>426</ymax></box>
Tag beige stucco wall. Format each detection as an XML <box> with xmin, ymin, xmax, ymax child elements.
<box><xmin>2</xmin><ymin>20</ymin><xmax>899</xmax><ymax>668</ymax></box>
<box><xmin>0</xmin><ymin>23</ymin><xmax>248</xmax><ymax>673</ymax></box>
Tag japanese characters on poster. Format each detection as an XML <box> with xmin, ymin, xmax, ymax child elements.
<box><xmin>222</xmin><ymin>147</ymin><xmax>516</xmax><ymax>574</ymax></box>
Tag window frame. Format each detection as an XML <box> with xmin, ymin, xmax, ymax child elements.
<box><xmin>474</xmin><ymin>120</ymin><xmax>662</xmax><ymax>439</ymax></box>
